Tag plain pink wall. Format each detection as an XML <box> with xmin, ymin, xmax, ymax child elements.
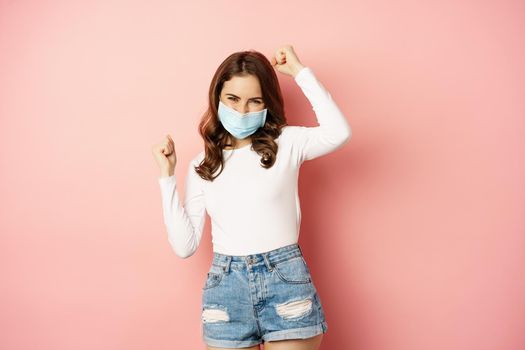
<box><xmin>1</xmin><ymin>0</ymin><xmax>524</xmax><ymax>349</ymax></box>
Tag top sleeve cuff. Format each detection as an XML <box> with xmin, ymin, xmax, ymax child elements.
<box><xmin>293</xmin><ymin>66</ymin><xmax>311</xmax><ymax>83</ymax></box>
<box><xmin>158</xmin><ymin>174</ymin><xmax>176</xmax><ymax>185</ymax></box>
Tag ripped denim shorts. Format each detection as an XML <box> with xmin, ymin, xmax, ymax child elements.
<box><xmin>201</xmin><ymin>243</ymin><xmax>328</xmax><ymax>348</ymax></box>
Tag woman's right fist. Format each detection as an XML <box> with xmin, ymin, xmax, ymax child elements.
<box><xmin>152</xmin><ymin>134</ymin><xmax>177</xmax><ymax>176</ymax></box>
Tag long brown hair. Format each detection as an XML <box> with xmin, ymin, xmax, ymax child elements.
<box><xmin>195</xmin><ymin>50</ymin><xmax>288</xmax><ymax>181</ymax></box>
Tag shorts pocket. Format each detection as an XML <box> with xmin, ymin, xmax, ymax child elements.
<box><xmin>202</xmin><ymin>264</ymin><xmax>225</xmax><ymax>290</ymax></box>
<box><xmin>272</xmin><ymin>255</ymin><xmax>312</xmax><ymax>284</ymax></box>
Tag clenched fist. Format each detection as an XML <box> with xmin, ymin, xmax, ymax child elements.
<box><xmin>152</xmin><ymin>134</ymin><xmax>176</xmax><ymax>177</ymax></box>
<box><xmin>270</xmin><ymin>45</ymin><xmax>305</xmax><ymax>78</ymax></box>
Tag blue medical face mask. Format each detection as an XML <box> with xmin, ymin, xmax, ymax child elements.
<box><xmin>217</xmin><ymin>100</ymin><xmax>267</xmax><ymax>140</ymax></box>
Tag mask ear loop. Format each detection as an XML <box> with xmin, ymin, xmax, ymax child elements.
<box><xmin>260</xmin><ymin>109</ymin><xmax>267</xmax><ymax>127</ymax></box>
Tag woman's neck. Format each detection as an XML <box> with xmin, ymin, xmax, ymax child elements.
<box><xmin>224</xmin><ymin>136</ymin><xmax>252</xmax><ymax>150</ymax></box>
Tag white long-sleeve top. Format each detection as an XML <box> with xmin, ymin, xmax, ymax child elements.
<box><xmin>158</xmin><ymin>66</ymin><xmax>351</xmax><ymax>258</ymax></box>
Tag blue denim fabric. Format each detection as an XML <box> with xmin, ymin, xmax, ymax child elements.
<box><xmin>201</xmin><ymin>243</ymin><xmax>328</xmax><ymax>348</ymax></box>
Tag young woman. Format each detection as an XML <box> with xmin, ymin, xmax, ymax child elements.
<box><xmin>151</xmin><ymin>45</ymin><xmax>351</xmax><ymax>350</ymax></box>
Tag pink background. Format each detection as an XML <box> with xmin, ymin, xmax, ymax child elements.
<box><xmin>1</xmin><ymin>1</ymin><xmax>524</xmax><ymax>349</ymax></box>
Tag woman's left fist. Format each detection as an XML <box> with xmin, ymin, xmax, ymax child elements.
<box><xmin>271</xmin><ymin>45</ymin><xmax>305</xmax><ymax>78</ymax></box>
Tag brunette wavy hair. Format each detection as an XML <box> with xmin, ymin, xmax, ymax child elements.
<box><xmin>195</xmin><ymin>50</ymin><xmax>288</xmax><ymax>181</ymax></box>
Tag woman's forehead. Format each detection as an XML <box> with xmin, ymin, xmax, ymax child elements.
<box><xmin>222</xmin><ymin>75</ymin><xmax>262</xmax><ymax>97</ymax></box>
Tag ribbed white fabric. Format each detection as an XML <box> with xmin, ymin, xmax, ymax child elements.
<box><xmin>158</xmin><ymin>66</ymin><xmax>351</xmax><ymax>257</ymax></box>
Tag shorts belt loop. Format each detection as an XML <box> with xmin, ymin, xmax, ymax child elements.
<box><xmin>297</xmin><ymin>244</ymin><xmax>303</xmax><ymax>255</ymax></box>
<box><xmin>223</xmin><ymin>256</ymin><xmax>231</xmax><ymax>273</ymax></box>
<box><xmin>263</xmin><ymin>253</ymin><xmax>273</xmax><ymax>271</ymax></box>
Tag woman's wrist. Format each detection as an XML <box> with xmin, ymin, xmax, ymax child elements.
<box><xmin>291</xmin><ymin>64</ymin><xmax>306</xmax><ymax>78</ymax></box>
<box><xmin>160</xmin><ymin>168</ymin><xmax>174</xmax><ymax>178</ymax></box>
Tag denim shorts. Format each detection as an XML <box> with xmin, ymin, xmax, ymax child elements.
<box><xmin>201</xmin><ymin>243</ymin><xmax>328</xmax><ymax>348</ymax></box>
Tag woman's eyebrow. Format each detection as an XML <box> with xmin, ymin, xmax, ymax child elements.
<box><xmin>225</xmin><ymin>93</ymin><xmax>263</xmax><ymax>100</ymax></box>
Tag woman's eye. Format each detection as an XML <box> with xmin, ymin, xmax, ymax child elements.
<box><xmin>227</xmin><ymin>97</ymin><xmax>262</xmax><ymax>105</ymax></box>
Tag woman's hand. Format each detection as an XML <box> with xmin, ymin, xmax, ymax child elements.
<box><xmin>271</xmin><ymin>45</ymin><xmax>305</xmax><ymax>78</ymax></box>
<box><xmin>152</xmin><ymin>134</ymin><xmax>177</xmax><ymax>177</ymax></box>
